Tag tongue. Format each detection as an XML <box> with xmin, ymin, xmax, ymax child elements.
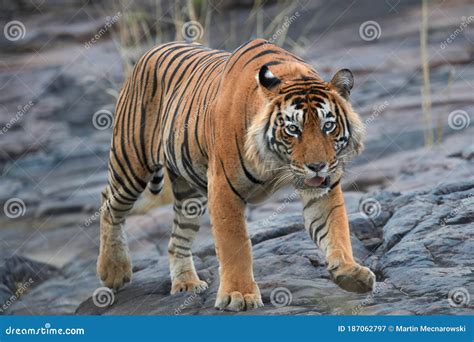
<box><xmin>304</xmin><ymin>176</ymin><xmax>325</xmax><ymax>187</ymax></box>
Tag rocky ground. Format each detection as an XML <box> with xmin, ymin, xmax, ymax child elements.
<box><xmin>0</xmin><ymin>0</ymin><xmax>473</xmax><ymax>315</ymax></box>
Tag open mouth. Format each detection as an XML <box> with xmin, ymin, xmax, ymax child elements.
<box><xmin>304</xmin><ymin>176</ymin><xmax>330</xmax><ymax>188</ymax></box>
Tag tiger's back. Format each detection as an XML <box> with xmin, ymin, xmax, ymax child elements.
<box><xmin>110</xmin><ymin>42</ymin><xmax>230</xmax><ymax>197</ymax></box>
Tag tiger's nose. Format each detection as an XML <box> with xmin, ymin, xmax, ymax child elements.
<box><xmin>306</xmin><ymin>162</ymin><xmax>327</xmax><ymax>172</ymax></box>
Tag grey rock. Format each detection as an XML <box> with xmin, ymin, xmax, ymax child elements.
<box><xmin>3</xmin><ymin>177</ymin><xmax>464</xmax><ymax>316</ymax></box>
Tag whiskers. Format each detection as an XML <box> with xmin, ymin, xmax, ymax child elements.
<box><xmin>264</xmin><ymin>164</ymin><xmax>289</xmax><ymax>173</ymax></box>
<box><xmin>289</xmin><ymin>164</ymin><xmax>306</xmax><ymax>176</ymax></box>
<box><xmin>268</xmin><ymin>165</ymin><xmax>297</xmax><ymax>190</ymax></box>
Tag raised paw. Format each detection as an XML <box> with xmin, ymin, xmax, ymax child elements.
<box><xmin>215</xmin><ymin>283</ymin><xmax>263</xmax><ymax>311</ymax></box>
<box><xmin>171</xmin><ymin>279</ymin><xmax>208</xmax><ymax>294</ymax></box>
<box><xmin>97</xmin><ymin>248</ymin><xmax>132</xmax><ymax>290</ymax></box>
<box><xmin>329</xmin><ymin>262</ymin><xmax>375</xmax><ymax>293</ymax></box>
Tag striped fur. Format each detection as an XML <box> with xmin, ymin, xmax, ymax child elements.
<box><xmin>97</xmin><ymin>39</ymin><xmax>375</xmax><ymax>311</ymax></box>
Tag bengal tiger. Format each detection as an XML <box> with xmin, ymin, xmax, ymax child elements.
<box><xmin>97</xmin><ymin>39</ymin><xmax>375</xmax><ymax>311</ymax></box>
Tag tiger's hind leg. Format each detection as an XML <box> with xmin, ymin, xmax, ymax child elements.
<box><xmin>168</xmin><ymin>175</ymin><xmax>208</xmax><ymax>294</ymax></box>
<box><xmin>97</xmin><ymin>162</ymin><xmax>158</xmax><ymax>290</ymax></box>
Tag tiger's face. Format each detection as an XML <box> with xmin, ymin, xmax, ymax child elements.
<box><xmin>247</xmin><ymin>64</ymin><xmax>364</xmax><ymax>194</ymax></box>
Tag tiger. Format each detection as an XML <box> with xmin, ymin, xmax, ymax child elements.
<box><xmin>97</xmin><ymin>38</ymin><xmax>376</xmax><ymax>312</ymax></box>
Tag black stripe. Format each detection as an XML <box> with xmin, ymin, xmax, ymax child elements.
<box><xmin>219</xmin><ymin>159</ymin><xmax>246</xmax><ymax>203</ymax></box>
<box><xmin>164</xmin><ymin>48</ymin><xmax>208</xmax><ymax>95</ymax></box>
<box><xmin>235</xmin><ymin>135</ymin><xmax>264</xmax><ymax>185</ymax></box>
<box><xmin>330</xmin><ymin>178</ymin><xmax>341</xmax><ymax>190</ymax></box>
<box><xmin>110</xmin><ymin>148</ymin><xmax>145</xmax><ymax>192</ymax></box>
<box><xmin>174</xmin><ymin>220</ymin><xmax>200</xmax><ymax>231</ymax></box>
<box><xmin>172</xmin><ymin>243</ymin><xmax>190</xmax><ymax>251</ymax></box>
<box><xmin>311</xmin><ymin>204</ymin><xmax>344</xmax><ymax>243</ymax></box>
<box><xmin>317</xmin><ymin>230</ymin><xmax>328</xmax><ymax>245</ymax></box>
<box><xmin>264</xmin><ymin>60</ymin><xmax>283</xmax><ymax>67</ymax></box>
<box><xmin>226</xmin><ymin>40</ymin><xmax>268</xmax><ymax>73</ymax></box>
<box><xmin>138</xmin><ymin>102</ymin><xmax>154</xmax><ymax>173</ymax></box>
<box><xmin>152</xmin><ymin>44</ymin><xmax>195</xmax><ymax>96</ymax></box>
<box><xmin>148</xmin><ymin>186</ymin><xmax>162</xmax><ymax>195</ymax></box>
<box><xmin>303</xmin><ymin>197</ymin><xmax>319</xmax><ymax>211</ymax></box>
<box><xmin>242</xmin><ymin>50</ymin><xmax>280</xmax><ymax>68</ymax></box>
<box><xmin>171</xmin><ymin>233</ymin><xmax>191</xmax><ymax>242</ymax></box>
<box><xmin>175</xmin><ymin>252</ymin><xmax>191</xmax><ymax>258</ymax></box>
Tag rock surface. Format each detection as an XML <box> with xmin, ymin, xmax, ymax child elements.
<box><xmin>0</xmin><ymin>0</ymin><xmax>473</xmax><ymax>315</ymax></box>
<box><xmin>2</xmin><ymin>178</ymin><xmax>473</xmax><ymax>315</ymax></box>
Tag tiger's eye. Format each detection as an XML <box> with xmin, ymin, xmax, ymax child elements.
<box><xmin>324</xmin><ymin>122</ymin><xmax>336</xmax><ymax>132</ymax></box>
<box><xmin>285</xmin><ymin>124</ymin><xmax>300</xmax><ymax>136</ymax></box>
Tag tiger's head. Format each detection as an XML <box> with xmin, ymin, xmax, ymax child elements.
<box><xmin>246</xmin><ymin>62</ymin><xmax>364</xmax><ymax>195</ymax></box>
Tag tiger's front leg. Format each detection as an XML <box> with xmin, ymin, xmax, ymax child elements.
<box><xmin>301</xmin><ymin>185</ymin><xmax>375</xmax><ymax>293</ymax></box>
<box><xmin>208</xmin><ymin>168</ymin><xmax>263</xmax><ymax>311</ymax></box>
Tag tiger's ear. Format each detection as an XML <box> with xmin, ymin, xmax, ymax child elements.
<box><xmin>257</xmin><ymin>65</ymin><xmax>281</xmax><ymax>92</ymax></box>
<box><xmin>330</xmin><ymin>69</ymin><xmax>354</xmax><ymax>100</ymax></box>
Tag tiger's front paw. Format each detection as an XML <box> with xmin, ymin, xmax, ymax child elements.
<box><xmin>97</xmin><ymin>246</ymin><xmax>132</xmax><ymax>290</ymax></box>
<box><xmin>329</xmin><ymin>262</ymin><xmax>375</xmax><ymax>293</ymax></box>
<box><xmin>215</xmin><ymin>282</ymin><xmax>263</xmax><ymax>311</ymax></box>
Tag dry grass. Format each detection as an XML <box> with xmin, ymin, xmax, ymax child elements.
<box><xmin>420</xmin><ymin>0</ymin><xmax>434</xmax><ymax>147</ymax></box>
